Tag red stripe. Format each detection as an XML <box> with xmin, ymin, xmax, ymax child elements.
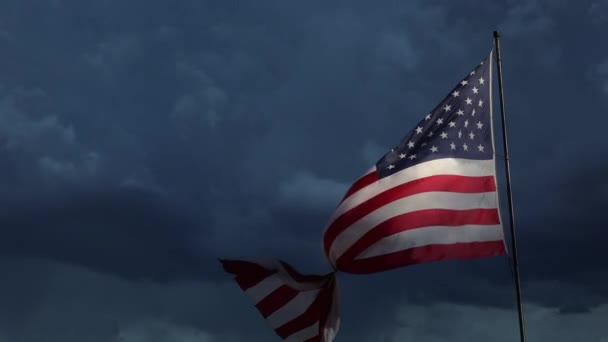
<box><xmin>323</xmin><ymin>175</ymin><xmax>496</xmax><ymax>256</ymax></box>
<box><xmin>220</xmin><ymin>259</ymin><xmax>276</xmax><ymax>290</ymax></box>
<box><xmin>275</xmin><ymin>281</ymin><xmax>333</xmax><ymax>339</ymax></box>
<box><xmin>339</xmin><ymin>170</ymin><xmax>378</xmax><ymax>204</ymax></box>
<box><xmin>279</xmin><ymin>261</ymin><xmax>330</xmax><ymax>284</ymax></box>
<box><xmin>337</xmin><ymin>208</ymin><xmax>500</xmax><ymax>266</ymax></box>
<box><xmin>256</xmin><ymin>285</ymin><xmax>299</xmax><ymax>317</ymax></box>
<box><xmin>337</xmin><ymin>240</ymin><xmax>506</xmax><ymax>274</ymax></box>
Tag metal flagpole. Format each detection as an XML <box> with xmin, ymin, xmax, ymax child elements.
<box><xmin>493</xmin><ymin>30</ymin><xmax>526</xmax><ymax>342</ymax></box>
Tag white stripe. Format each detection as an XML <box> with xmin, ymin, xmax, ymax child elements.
<box><xmin>284</xmin><ymin>321</ymin><xmax>319</xmax><ymax>341</ymax></box>
<box><xmin>328</xmin><ymin>158</ymin><xmax>495</xmax><ymax>224</ymax></box>
<box><xmin>328</xmin><ymin>191</ymin><xmax>498</xmax><ymax>262</ymax></box>
<box><xmin>357</xmin><ymin>224</ymin><xmax>504</xmax><ymax>259</ymax></box>
<box><xmin>245</xmin><ymin>276</ymin><xmax>283</xmax><ymax>303</ymax></box>
<box><xmin>267</xmin><ymin>289</ymin><xmax>320</xmax><ymax>328</ymax></box>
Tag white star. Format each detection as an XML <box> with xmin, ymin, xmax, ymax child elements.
<box><xmin>421</xmin><ymin>142</ymin><xmax>427</xmax><ymax>146</ymax></box>
<box><xmin>430</xmin><ymin>146</ymin><xmax>438</xmax><ymax>153</ymax></box>
<box><xmin>388</xmin><ymin>164</ymin><xmax>395</xmax><ymax>170</ymax></box>
<box><xmin>443</xmin><ymin>104</ymin><xmax>452</xmax><ymax>112</ymax></box>
<box><xmin>425</xmin><ymin>114</ymin><xmax>432</xmax><ymax>120</ymax></box>
<box><xmin>463</xmin><ymin>143</ymin><xmax>469</xmax><ymax>151</ymax></box>
<box><xmin>407</xmin><ymin>141</ymin><xmax>415</xmax><ymax>148</ymax></box>
<box><xmin>472</xmin><ymin>86</ymin><xmax>479</xmax><ymax>94</ymax></box>
<box><xmin>448</xmin><ymin>121</ymin><xmax>456</xmax><ymax>127</ymax></box>
<box><xmin>450</xmin><ymin>142</ymin><xmax>456</xmax><ymax>150</ymax></box>
<box><xmin>452</xmin><ymin>90</ymin><xmax>460</xmax><ymax>97</ymax></box>
<box><xmin>436</xmin><ymin>118</ymin><xmax>444</xmax><ymax>124</ymax></box>
<box><xmin>458</xmin><ymin>130</ymin><xmax>462</xmax><ymax>138</ymax></box>
<box><xmin>428</xmin><ymin>132</ymin><xmax>434</xmax><ymax>137</ymax></box>
<box><xmin>469</xmin><ymin>131</ymin><xmax>475</xmax><ymax>140</ymax></box>
<box><xmin>409</xmin><ymin>154</ymin><xmax>417</xmax><ymax>160</ymax></box>
<box><xmin>416</xmin><ymin>126</ymin><xmax>423</xmax><ymax>134</ymax></box>
<box><xmin>465</xmin><ymin>97</ymin><xmax>473</xmax><ymax>105</ymax></box>
<box><xmin>460</xmin><ymin>80</ymin><xmax>468</xmax><ymax>86</ymax></box>
<box><xmin>464</xmin><ymin>120</ymin><xmax>469</xmax><ymax>128</ymax></box>
<box><xmin>457</xmin><ymin>109</ymin><xmax>464</xmax><ymax>116</ymax></box>
<box><xmin>471</xmin><ymin>109</ymin><xmax>476</xmax><ymax>116</ymax></box>
<box><xmin>470</xmin><ymin>70</ymin><xmax>476</xmax><ymax>76</ymax></box>
<box><xmin>480</xmin><ymin>60</ymin><xmax>484</xmax><ymax>65</ymax></box>
<box><xmin>478</xmin><ymin>99</ymin><xmax>484</xmax><ymax>107</ymax></box>
<box><xmin>476</xmin><ymin>121</ymin><xmax>483</xmax><ymax>129</ymax></box>
<box><xmin>477</xmin><ymin>144</ymin><xmax>485</xmax><ymax>152</ymax></box>
<box><xmin>399</xmin><ymin>153</ymin><xmax>406</xmax><ymax>159</ymax></box>
<box><xmin>479</xmin><ymin>77</ymin><xmax>485</xmax><ymax>85</ymax></box>
<box><xmin>440</xmin><ymin>132</ymin><xmax>448</xmax><ymax>139</ymax></box>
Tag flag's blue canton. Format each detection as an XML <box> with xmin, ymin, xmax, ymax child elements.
<box><xmin>377</xmin><ymin>52</ymin><xmax>493</xmax><ymax>179</ymax></box>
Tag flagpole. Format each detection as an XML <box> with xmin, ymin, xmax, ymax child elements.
<box><xmin>493</xmin><ymin>30</ymin><xmax>526</xmax><ymax>342</ymax></box>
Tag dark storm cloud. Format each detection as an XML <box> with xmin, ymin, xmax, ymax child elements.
<box><xmin>0</xmin><ymin>257</ymin><xmax>273</xmax><ymax>342</ymax></box>
<box><xmin>0</xmin><ymin>186</ymin><xmax>221</xmax><ymax>282</ymax></box>
<box><xmin>0</xmin><ymin>0</ymin><xmax>600</xmax><ymax>297</ymax></box>
<box><xmin>492</xmin><ymin>1</ymin><xmax>608</xmax><ymax>310</ymax></box>
<box><xmin>0</xmin><ymin>0</ymin><xmax>608</xmax><ymax>340</ymax></box>
<box><xmin>559</xmin><ymin>303</ymin><xmax>592</xmax><ymax>314</ymax></box>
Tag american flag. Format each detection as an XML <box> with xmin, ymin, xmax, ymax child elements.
<box><xmin>220</xmin><ymin>259</ymin><xmax>339</xmax><ymax>342</ymax></box>
<box><xmin>322</xmin><ymin>49</ymin><xmax>506</xmax><ymax>274</ymax></box>
<box><xmin>221</xmin><ymin>49</ymin><xmax>506</xmax><ymax>342</ymax></box>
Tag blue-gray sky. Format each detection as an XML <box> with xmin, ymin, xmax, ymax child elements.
<box><xmin>1</xmin><ymin>0</ymin><xmax>608</xmax><ymax>341</ymax></box>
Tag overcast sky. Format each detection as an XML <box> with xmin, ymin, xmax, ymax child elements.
<box><xmin>0</xmin><ymin>0</ymin><xmax>607</xmax><ymax>341</ymax></box>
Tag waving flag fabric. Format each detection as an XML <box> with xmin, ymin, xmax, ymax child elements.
<box><xmin>221</xmin><ymin>48</ymin><xmax>506</xmax><ymax>341</ymax></box>
<box><xmin>322</xmin><ymin>50</ymin><xmax>506</xmax><ymax>273</ymax></box>
<box><xmin>220</xmin><ymin>259</ymin><xmax>339</xmax><ymax>342</ymax></box>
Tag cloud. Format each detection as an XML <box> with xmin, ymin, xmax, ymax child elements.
<box><xmin>0</xmin><ymin>86</ymin><xmax>107</xmax><ymax>193</ymax></box>
<box><xmin>0</xmin><ymin>257</ymin><xmax>267</xmax><ymax>342</ymax></box>
<box><xmin>117</xmin><ymin>320</ymin><xmax>217</xmax><ymax>342</ymax></box>
<box><xmin>278</xmin><ymin>171</ymin><xmax>348</xmax><ymax>210</ymax></box>
<box><xmin>589</xmin><ymin>0</ymin><xmax>608</xmax><ymax>24</ymax></box>
<box><xmin>38</xmin><ymin>151</ymin><xmax>100</xmax><ymax>181</ymax></box>
<box><xmin>0</xmin><ymin>4</ymin><xmax>606</xmax><ymax>341</ymax></box>
<box><xmin>376</xmin><ymin>32</ymin><xmax>418</xmax><ymax>71</ymax></box>
<box><xmin>371</xmin><ymin>302</ymin><xmax>608</xmax><ymax>342</ymax></box>
<box><xmin>0</xmin><ymin>187</ymin><xmax>218</xmax><ymax>282</ymax></box>
<box><xmin>595</xmin><ymin>59</ymin><xmax>608</xmax><ymax>94</ymax></box>
<box><xmin>84</xmin><ymin>33</ymin><xmax>143</xmax><ymax>77</ymax></box>
<box><xmin>2</xmin><ymin>256</ymin><xmax>606</xmax><ymax>342</ymax></box>
<box><xmin>501</xmin><ymin>1</ymin><xmax>554</xmax><ymax>36</ymax></box>
<box><xmin>0</xmin><ymin>88</ymin><xmax>75</xmax><ymax>151</ymax></box>
<box><xmin>361</xmin><ymin>141</ymin><xmax>387</xmax><ymax>165</ymax></box>
<box><xmin>170</xmin><ymin>59</ymin><xmax>231</xmax><ymax>138</ymax></box>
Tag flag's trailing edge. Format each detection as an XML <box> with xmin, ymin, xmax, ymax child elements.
<box><xmin>221</xmin><ymin>48</ymin><xmax>507</xmax><ymax>342</ymax></box>
<box><xmin>220</xmin><ymin>259</ymin><xmax>339</xmax><ymax>342</ymax></box>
